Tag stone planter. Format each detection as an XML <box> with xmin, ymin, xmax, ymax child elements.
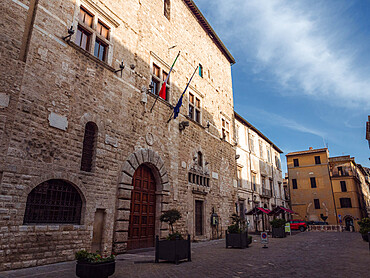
<box><xmin>272</xmin><ymin>227</ymin><xmax>286</xmax><ymax>238</ymax></box>
<box><xmin>155</xmin><ymin>235</ymin><xmax>191</xmax><ymax>265</ymax></box>
<box><xmin>225</xmin><ymin>231</ymin><xmax>249</xmax><ymax>249</ymax></box>
<box><xmin>76</xmin><ymin>260</ymin><xmax>115</xmax><ymax>278</ymax></box>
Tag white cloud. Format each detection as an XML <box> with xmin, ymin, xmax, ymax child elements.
<box><xmin>195</xmin><ymin>0</ymin><xmax>370</xmax><ymax>108</ymax></box>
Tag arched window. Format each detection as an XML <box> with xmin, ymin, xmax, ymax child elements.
<box><xmin>24</xmin><ymin>179</ymin><xmax>82</xmax><ymax>224</ymax></box>
<box><xmin>198</xmin><ymin>151</ymin><xmax>203</xmax><ymax>167</ymax></box>
<box><xmin>81</xmin><ymin>122</ymin><xmax>98</xmax><ymax>172</ymax></box>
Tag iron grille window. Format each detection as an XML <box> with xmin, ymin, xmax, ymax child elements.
<box><xmin>81</xmin><ymin>122</ymin><xmax>98</xmax><ymax>172</ymax></box>
<box><xmin>24</xmin><ymin>179</ymin><xmax>82</xmax><ymax>224</ymax></box>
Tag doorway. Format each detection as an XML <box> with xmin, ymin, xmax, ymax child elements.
<box><xmin>128</xmin><ymin>164</ymin><xmax>156</xmax><ymax>249</ymax></box>
<box><xmin>195</xmin><ymin>200</ymin><xmax>203</xmax><ymax>236</ymax></box>
<box><xmin>345</xmin><ymin>217</ymin><xmax>354</xmax><ymax>232</ymax></box>
<box><xmin>92</xmin><ymin>209</ymin><xmax>105</xmax><ymax>253</ymax></box>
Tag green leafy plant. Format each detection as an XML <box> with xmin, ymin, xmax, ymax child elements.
<box><xmin>358</xmin><ymin>218</ymin><xmax>370</xmax><ymax>235</ymax></box>
<box><xmin>248</xmin><ymin>235</ymin><xmax>252</xmax><ymax>245</ymax></box>
<box><xmin>227</xmin><ymin>213</ymin><xmax>246</xmax><ymax>234</ymax></box>
<box><xmin>270</xmin><ymin>218</ymin><xmax>286</xmax><ymax>228</ymax></box>
<box><xmin>160</xmin><ymin>209</ymin><xmax>182</xmax><ymax>240</ymax></box>
<box><xmin>75</xmin><ymin>250</ymin><xmax>115</xmax><ymax>263</ymax></box>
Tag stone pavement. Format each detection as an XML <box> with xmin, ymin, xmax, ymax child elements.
<box><xmin>0</xmin><ymin>232</ymin><xmax>368</xmax><ymax>278</ymax></box>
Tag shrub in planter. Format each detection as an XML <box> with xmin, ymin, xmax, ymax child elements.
<box><xmin>155</xmin><ymin>209</ymin><xmax>191</xmax><ymax>264</ymax></box>
<box><xmin>226</xmin><ymin>213</ymin><xmax>249</xmax><ymax>249</ymax></box>
<box><xmin>270</xmin><ymin>218</ymin><xmax>286</xmax><ymax>238</ymax></box>
<box><xmin>75</xmin><ymin>250</ymin><xmax>115</xmax><ymax>278</ymax></box>
<box><xmin>248</xmin><ymin>235</ymin><xmax>252</xmax><ymax>245</ymax></box>
<box><xmin>358</xmin><ymin>218</ymin><xmax>370</xmax><ymax>242</ymax></box>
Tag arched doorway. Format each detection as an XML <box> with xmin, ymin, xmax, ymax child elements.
<box><xmin>128</xmin><ymin>164</ymin><xmax>156</xmax><ymax>250</ymax></box>
<box><xmin>344</xmin><ymin>216</ymin><xmax>354</xmax><ymax>232</ymax></box>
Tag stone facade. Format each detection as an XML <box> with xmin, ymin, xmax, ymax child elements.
<box><xmin>0</xmin><ymin>0</ymin><xmax>237</xmax><ymax>270</ymax></box>
<box><xmin>234</xmin><ymin>113</ymin><xmax>285</xmax><ymax>232</ymax></box>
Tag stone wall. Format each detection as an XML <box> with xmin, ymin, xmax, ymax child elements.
<box><xmin>0</xmin><ymin>0</ymin><xmax>237</xmax><ymax>270</ymax></box>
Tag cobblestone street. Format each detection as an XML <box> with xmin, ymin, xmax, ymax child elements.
<box><xmin>1</xmin><ymin>232</ymin><xmax>368</xmax><ymax>278</ymax></box>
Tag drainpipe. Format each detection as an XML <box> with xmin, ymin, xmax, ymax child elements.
<box><xmin>327</xmin><ymin>160</ymin><xmax>339</xmax><ymax>225</ymax></box>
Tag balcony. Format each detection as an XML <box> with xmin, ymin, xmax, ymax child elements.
<box><xmin>261</xmin><ymin>188</ymin><xmax>272</xmax><ymax>198</ymax></box>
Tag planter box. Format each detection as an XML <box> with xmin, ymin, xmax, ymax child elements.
<box><xmin>272</xmin><ymin>227</ymin><xmax>286</xmax><ymax>238</ymax></box>
<box><xmin>361</xmin><ymin>233</ymin><xmax>369</xmax><ymax>242</ymax></box>
<box><xmin>155</xmin><ymin>235</ymin><xmax>191</xmax><ymax>265</ymax></box>
<box><xmin>225</xmin><ymin>231</ymin><xmax>249</xmax><ymax>249</ymax></box>
<box><xmin>76</xmin><ymin>260</ymin><xmax>115</xmax><ymax>278</ymax></box>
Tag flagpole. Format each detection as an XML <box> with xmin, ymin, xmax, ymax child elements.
<box><xmin>150</xmin><ymin>51</ymin><xmax>180</xmax><ymax>113</ymax></box>
<box><xmin>167</xmin><ymin>65</ymin><xmax>199</xmax><ymax>123</ymax></box>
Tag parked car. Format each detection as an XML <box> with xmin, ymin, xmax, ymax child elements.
<box><xmin>306</xmin><ymin>221</ymin><xmax>328</xmax><ymax>226</ymax></box>
<box><xmin>289</xmin><ymin>219</ymin><xmax>307</xmax><ymax>232</ymax></box>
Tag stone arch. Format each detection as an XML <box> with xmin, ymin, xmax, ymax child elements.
<box><xmin>114</xmin><ymin>148</ymin><xmax>169</xmax><ymax>253</ymax></box>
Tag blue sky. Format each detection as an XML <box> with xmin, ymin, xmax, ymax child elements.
<box><xmin>194</xmin><ymin>0</ymin><xmax>370</xmax><ymax>173</ymax></box>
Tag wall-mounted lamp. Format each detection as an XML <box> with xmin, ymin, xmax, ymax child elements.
<box><xmin>235</xmin><ymin>154</ymin><xmax>240</xmax><ymax>160</ymax></box>
<box><xmin>115</xmin><ymin>60</ymin><xmax>125</xmax><ymax>77</ymax></box>
<box><xmin>179</xmin><ymin>121</ymin><xmax>189</xmax><ymax>131</ymax></box>
<box><xmin>205</xmin><ymin>121</ymin><xmax>210</xmax><ymax>129</ymax></box>
<box><xmin>130</xmin><ymin>64</ymin><xmax>135</xmax><ymax>70</ymax></box>
<box><xmin>62</xmin><ymin>26</ymin><xmax>74</xmax><ymax>41</ymax></box>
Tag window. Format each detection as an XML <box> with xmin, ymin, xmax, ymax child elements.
<box><xmin>75</xmin><ymin>7</ymin><xmax>110</xmax><ymax>62</ymax></box>
<box><xmin>259</xmin><ymin>140</ymin><xmax>263</xmax><ymax>158</ymax></box>
<box><xmin>24</xmin><ymin>179</ymin><xmax>82</xmax><ymax>224</ymax></box>
<box><xmin>267</xmin><ymin>149</ymin><xmax>271</xmax><ymax>163</ymax></box>
<box><xmin>310</xmin><ymin>177</ymin><xmax>317</xmax><ymax>188</ymax></box>
<box><xmin>198</xmin><ymin>151</ymin><xmax>203</xmax><ymax>167</ymax></box>
<box><xmin>199</xmin><ymin>64</ymin><xmax>203</xmax><ymax>77</ymax></box>
<box><xmin>237</xmin><ymin>167</ymin><xmax>242</xmax><ymax>188</ymax></box>
<box><xmin>261</xmin><ymin>176</ymin><xmax>266</xmax><ymax>188</ymax></box>
<box><xmin>292</xmin><ymin>179</ymin><xmax>298</xmax><ymax>189</ymax></box>
<box><xmin>252</xmin><ymin>173</ymin><xmax>256</xmax><ymax>191</ymax></box>
<box><xmin>221</xmin><ymin>118</ymin><xmax>230</xmax><ymax>142</ymax></box>
<box><xmin>164</xmin><ymin>0</ymin><xmax>170</xmax><ymax>19</ymax></box>
<box><xmin>293</xmin><ymin>158</ymin><xmax>299</xmax><ymax>167</ymax></box>
<box><xmin>340</xmin><ymin>181</ymin><xmax>347</xmax><ymax>192</ymax></box>
<box><xmin>81</xmin><ymin>122</ymin><xmax>98</xmax><ymax>172</ymax></box>
<box><xmin>314</xmin><ymin>199</ymin><xmax>320</xmax><ymax>209</ymax></box>
<box><xmin>151</xmin><ymin>63</ymin><xmax>170</xmax><ymax>101</ymax></box>
<box><xmin>275</xmin><ymin>155</ymin><xmax>281</xmax><ymax>170</ymax></box>
<box><xmin>249</xmin><ymin>136</ymin><xmax>255</xmax><ymax>153</ymax></box>
<box><xmin>189</xmin><ymin>92</ymin><xmax>201</xmax><ymax>123</ymax></box>
<box><xmin>235</xmin><ymin>125</ymin><xmax>240</xmax><ymax>145</ymax></box>
<box><xmin>340</xmin><ymin>198</ymin><xmax>352</xmax><ymax>208</ymax></box>
<box><xmin>314</xmin><ymin>156</ymin><xmax>321</xmax><ymax>165</ymax></box>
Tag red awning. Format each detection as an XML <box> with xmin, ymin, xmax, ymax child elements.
<box><xmin>257</xmin><ymin>207</ymin><xmax>271</xmax><ymax>214</ymax></box>
<box><xmin>245</xmin><ymin>207</ymin><xmax>271</xmax><ymax>215</ymax></box>
<box><xmin>280</xmin><ymin>207</ymin><xmax>295</xmax><ymax>214</ymax></box>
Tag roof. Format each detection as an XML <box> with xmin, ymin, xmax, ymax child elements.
<box><xmin>234</xmin><ymin>112</ymin><xmax>283</xmax><ymax>153</ymax></box>
<box><xmin>286</xmin><ymin>148</ymin><xmax>328</xmax><ymax>157</ymax></box>
<box><xmin>183</xmin><ymin>0</ymin><xmax>235</xmax><ymax>65</ymax></box>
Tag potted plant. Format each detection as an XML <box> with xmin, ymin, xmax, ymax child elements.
<box><xmin>248</xmin><ymin>235</ymin><xmax>253</xmax><ymax>245</ymax></box>
<box><xmin>75</xmin><ymin>250</ymin><xmax>115</xmax><ymax>278</ymax></box>
<box><xmin>270</xmin><ymin>218</ymin><xmax>286</xmax><ymax>238</ymax></box>
<box><xmin>226</xmin><ymin>213</ymin><xmax>249</xmax><ymax>248</ymax></box>
<box><xmin>155</xmin><ymin>209</ymin><xmax>191</xmax><ymax>265</ymax></box>
<box><xmin>358</xmin><ymin>218</ymin><xmax>370</xmax><ymax>242</ymax></box>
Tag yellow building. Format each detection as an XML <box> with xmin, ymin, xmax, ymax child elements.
<box><xmin>286</xmin><ymin>148</ymin><xmax>337</xmax><ymax>225</ymax></box>
<box><xmin>287</xmin><ymin>148</ymin><xmax>369</xmax><ymax>231</ymax></box>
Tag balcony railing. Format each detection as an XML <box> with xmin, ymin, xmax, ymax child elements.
<box><xmin>261</xmin><ymin>188</ymin><xmax>272</xmax><ymax>198</ymax></box>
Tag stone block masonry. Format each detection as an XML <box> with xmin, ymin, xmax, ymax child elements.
<box><xmin>0</xmin><ymin>0</ymin><xmax>237</xmax><ymax>270</ymax></box>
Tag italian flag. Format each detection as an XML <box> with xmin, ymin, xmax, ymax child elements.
<box><xmin>159</xmin><ymin>52</ymin><xmax>180</xmax><ymax>99</ymax></box>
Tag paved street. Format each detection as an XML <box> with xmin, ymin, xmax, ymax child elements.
<box><xmin>0</xmin><ymin>232</ymin><xmax>368</xmax><ymax>278</ymax></box>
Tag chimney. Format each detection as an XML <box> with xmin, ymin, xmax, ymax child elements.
<box><xmin>309</xmin><ymin>147</ymin><xmax>313</xmax><ymax>150</ymax></box>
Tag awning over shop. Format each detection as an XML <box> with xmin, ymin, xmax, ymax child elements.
<box><xmin>268</xmin><ymin>206</ymin><xmax>295</xmax><ymax>215</ymax></box>
<box><xmin>245</xmin><ymin>207</ymin><xmax>271</xmax><ymax>215</ymax></box>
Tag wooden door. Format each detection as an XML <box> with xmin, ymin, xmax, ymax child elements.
<box><xmin>128</xmin><ymin>165</ymin><xmax>156</xmax><ymax>250</ymax></box>
<box><xmin>92</xmin><ymin>209</ymin><xmax>105</xmax><ymax>253</ymax></box>
<box><xmin>195</xmin><ymin>200</ymin><xmax>203</xmax><ymax>236</ymax></box>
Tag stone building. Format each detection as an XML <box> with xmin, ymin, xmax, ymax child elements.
<box><xmin>286</xmin><ymin>148</ymin><xmax>370</xmax><ymax>231</ymax></box>
<box><xmin>0</xmin><ymin>0</ymin><xmax>237</xmax><ymax>270</ymax></box>
<box><xmin>234</xmin><ymin>113</ymin><xmax>285</xmax><ymax>232</ymax></box>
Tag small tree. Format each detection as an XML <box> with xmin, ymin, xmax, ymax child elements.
<box><xmin>358</xmin><ymin>218</ymin><xmax>370</xmax><ymax>235</ymax></box>
<box><xmin>160</xmin><ymin>209</ymin><xmax>181</xmax><ymax>234</ymax></box>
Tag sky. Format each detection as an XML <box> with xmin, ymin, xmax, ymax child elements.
<box><xmin>194</xmin><ymin>0</ymin><xmax>370</xmax><ymax>173</ymax></box>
